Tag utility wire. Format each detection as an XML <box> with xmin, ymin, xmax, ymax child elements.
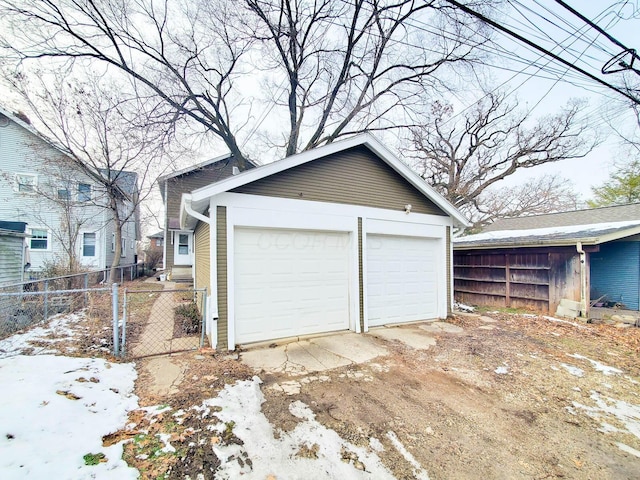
<box><xmin>441</xmin><ymin>0</ymin><xmax>640</xmax><ymax>105</ymax></box>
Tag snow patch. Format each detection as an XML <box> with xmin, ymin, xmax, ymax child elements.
<box><xmin>205</xmin><ymin>377</ymin><xmax>396</xmax><ymax>479</ymax></box>
<box><xmin>386</xmin><ymin>431</ymin><xmax>430</xmax><ymax>480</ymax></box>
<box><xmin>572</xmin><ymin>391</ymin><xmax>640</xmax><ymax>440</ymax></box>
<box><xmin>0</xmin><ymin>354</ymin><xmax>139</xmax><ymax>479</ymax></box>
<box><xmin>567</xmin><ymin>354</ymin><xmax>623</xmax><ymax>376</ymax></box>
<box><xmin>560</xmin><ymin>364</ymin><xmax>584</xmax><ymax>377</ymax></box>
<box><xmin>494</xmin><ymin>366</ymin><xmax>509</xmax><ymax>375</ymax></box>
<box><xmin>617</xmin><ymin>442</ymin><xmax>640</xmax><ymax>458</ymax></box>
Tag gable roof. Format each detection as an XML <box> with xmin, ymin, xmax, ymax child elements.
<box><xmin>158</xmin><ymin>153</ymin><xmax>260</xmax><ymax>201</ymax></box>
<box><xmin>455</xmin><ymin>203</ymin><xmax>640</xmax><ymax>249</ymax></box>
<box><xmin>182</xmin><ymin>133</ymin><xmax>469</xmax><ymax>227</ymax></box>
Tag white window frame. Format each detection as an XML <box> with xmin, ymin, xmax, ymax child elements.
<box><xmin>82</xmin><ymin>232</ymin><xmax>97</xmax><ymax>257</ymax></box>
<box><xmin>121</xmin><ymin>237</ymin><xmax>126</xmax><ymax>257</ymax></box>
<box><xmin>111</xmin><ymin>233</ymin><xmax>116</xmax><ymax>252</ymax></box>
<box><xmin>29</xmin><ymin>227</ymin><xmax>50</xmax><ymax>251</ymax></box>
<box><xmin>15</xmin><ymin>173</ymin><xmax>37</xmax><ymax>194</ymax></box>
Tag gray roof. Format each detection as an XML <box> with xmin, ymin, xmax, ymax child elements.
<box><xmin>455</xmin><ymin>203</ymin><xmax>640</xmax><ymax>249</ymax></box>
<box><xmin>483</xmin><ymin>203</ymin><xmax>640</xmax><ymax>232</ymax></box>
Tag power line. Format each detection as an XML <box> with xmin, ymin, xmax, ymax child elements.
<box><xmin>441</xmin><ymin>0</ymin><xmax>640</xmax><ymax>105</ymax></box>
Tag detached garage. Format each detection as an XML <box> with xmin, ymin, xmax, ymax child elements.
<box><xmin>179</xmin><ymin>134</ymin><xmax>468</xmax><ymax>350</ymax></box>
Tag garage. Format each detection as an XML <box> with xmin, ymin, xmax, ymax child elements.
<box><xmin>233</xmin><ymin>227</ymin><xmax>351</xmax><ymax>344</ymax></box>
<box><xmin>367</xmin><ymin>234</ymin><xmax>439</xmax><ymax>326</ymax></box>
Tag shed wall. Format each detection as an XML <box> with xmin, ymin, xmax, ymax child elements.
<box><xmin>454</xmin><ymin>247</ymin><xmax>580</xmax><ymax>313</ymax></box>
<box><xmin>0</xmin><ymin>234</ymin><xmax>24</xmax><ymax>286</ymax></box>
<box><xmin>590</xmin><ymin>241</ymin><xmax>640</xmax><ymax>310</ymax></box>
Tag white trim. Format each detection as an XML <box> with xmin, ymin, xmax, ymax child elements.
<box><xmin>226</xmin><ymin>206</ymin><xmax>235</xmax><ymax>351</ymax></box>
<box><xmin>187</xmin><ymin>134</ymin><xmax>469</xmax><ymax>227</ymax></box>
<box><xmin>209</xmin><ymin>201</ymin><xmax>218</xmax><ymax>348</ymax></box>
<box><xmin>361</xmin><ymin>217</ymin><xmax>368</xmax><ymax>333</ymax></box>
<box><xmin>186</xmin><ymin>192</ymin><xmax>454</xmax><ymax>231</ymax></box>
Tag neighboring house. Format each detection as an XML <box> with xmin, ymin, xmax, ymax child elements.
<box><xmin>453</xmin><ymin>203</ymin><xmax>640</xmax><ymax>316</ymax></box>
<box><xmin>145</xmin><ymin>231</ymin><xmax>164</xmax><ymax>269</ymax></box>
<box><xmin>0</xmin><ymin>221</ymin><xmax>29</xmax><ymax>286</ymax></box>
<box><xmin>158</xmin><ymin>154</ymin><xmax>258</xmax><ymax>281</ymax></box>
<box><xmin>176</xmin><ymin>134</ymin><xmax>469</xmax><ymax>350</ymax></box>
<box><xmin>0</xmin><ymin>106</ymin><xmax>140</xmax><ymax>275</ymax></box>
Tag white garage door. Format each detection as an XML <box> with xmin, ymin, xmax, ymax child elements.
<box><xmin>367</xmin><ymin>234</ymin><xmax>438</xmax><ymax>327</ymax></box>
<box><xmin>234</xmin><ymin>228</ymin><xmax>351</xmax><ymax>344</ymax></box>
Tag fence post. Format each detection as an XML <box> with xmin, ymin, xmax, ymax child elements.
<box><xmin>121</xmin><ymin>288</ymin><xmax>128</xmax><ymax>356</ymax></box>
<box><xmin>84</xmin><ymin>274</ymin><xmax>89</xmax><ymax>307</ymax></box>
<box><xmin>43</xmin><ymin>280</ymin><xmax>49</xmax><ymax>321</ymax></box>
<box><xmin>112</xmin><ymin>283</ymin><xmax>119</xmax><ymax>356</ymax></box>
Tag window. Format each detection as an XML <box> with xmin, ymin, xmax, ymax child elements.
<box><xmin>155</xmin><ymin>238</ymin><xmax>164</xmax><ymax>247</ymax></box>
<box><xmin>121</xmin><ymin>237</ymin><xmax>126</xmax><ymax>257</ymax></box>
<box><xmin>78</xmin><ymin>183</ymin><xmax>92</xmax><ymax>202</ymax></box>
<box><xmin>16</xmin><ymin>174</ymin><xmax>37</xmax><ymax>193</ymax></box>
<box><xmin>57</xmin><ymin>185</ymin><xmax>71</xmax><ymax>200</ymax></box>
<box><xmin>30</xmin><ymin>228</ymin><xmax>48</xmax><ymax>250</ymax></box>
<box><xmin>111</xmin><ymin>233</ymin><xmax>116</xmax><ymax>253</ymax></box>
<box><xmin>83</xmin><ymin>233</ymin><xmax>96</xmax><ymax>257</ymax></box>
<box><xmin>178</xmin><ymin>234</ymin><xmax>189</xmax><ymax>255</ymax></box>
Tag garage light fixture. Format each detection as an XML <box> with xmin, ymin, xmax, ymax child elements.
<box><xmin>404</xmin><ymin>204</ymin><xmax>412</xmax><ymax>214</ymax></box>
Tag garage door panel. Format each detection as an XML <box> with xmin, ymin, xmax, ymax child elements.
<box><xmin>367</xmin><ymin>234</ymin><xmax>438</xmax><ymax>327</ymax></box>
<box><xmin>234</xmin><ymin>228</ymin><xmax>351</xmax><ymax>344</ymax></box>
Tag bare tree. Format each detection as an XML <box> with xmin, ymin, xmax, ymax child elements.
<box><xmin>0</xmin><ymin>0</ymin><xmax>492</xmax><ymax>163</ymax></box>
<box><xmin>471</xmin><ymin>174</ymin><xmax>581</xmax><ymax>231</ymax></box>
<box><xmin>406</xmin><ymin>92</ymin><xmax>595</xmax><ymax>227</ymax></box>
<box><xmin>7</xmin><ymin>71</ymin><xmax>173</xmax><ymax>281</ymax></box>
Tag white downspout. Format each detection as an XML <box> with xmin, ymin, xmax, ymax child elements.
<box><xmin>576</xmin><ymin>242</ymin><xmax>588</xmax><ymax>318</ymax></box>
<box><xmin>183</xmin><ymin>194</ymin><xmax>217</xmax><ymax>348</ymax></box>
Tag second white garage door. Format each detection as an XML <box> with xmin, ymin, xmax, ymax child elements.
<box><xmin>367</xmin><ymin>234</ymin><xmax>439</xmax><ymax>327</ymax></box>
<box><xmin>234</xmin><ymin>228</ymin><xmax>351</xmax><ymax>344</ymax></box>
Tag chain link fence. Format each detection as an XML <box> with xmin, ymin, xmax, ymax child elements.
<box><xmin>0</xmin><ymin>264</ymin><xmax>145</xmax><ymax>339</ymax></box>
<box><xmin>121</xmin><ymin>287</ymin><xmax>207</xmax><ymax>359</ymax></box>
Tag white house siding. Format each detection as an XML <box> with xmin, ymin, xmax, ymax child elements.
<box><xmin>0</xmin><ymin>112</ymin><xmax>137</xmax><ymax>273</ymax></box>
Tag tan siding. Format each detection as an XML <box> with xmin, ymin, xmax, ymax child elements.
<box><xmin>358</xmin><ymin>218</ymin><xmax>364</xmax><ymax>331</ymax></box>
<box><xmin>216</xmin><ymin>206</ymin><xmax>228</xmax><ymax>350</ymax></box>
<box><xmin>233</xmin><ymin>146</ymin><xmax>447</xmax><ymax>215</ymax></box>
<box><xmin>194</xmin><ymin>219</ymin><xmax>211</xmax><ymax>293</ymax></box>
<box><xmin>446</xmin><ymin>226</ymin><xmax>452</xmax><ymax>317</ymax></box>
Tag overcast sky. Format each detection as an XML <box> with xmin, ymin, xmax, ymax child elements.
<box><xmin>470</xmin><ymin>1</ymin><xmax>640</xmax><ymax>199</ymax></box>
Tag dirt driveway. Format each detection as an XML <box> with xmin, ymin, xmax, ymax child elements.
<box><xmin>255</xmin><ymin>314</ymin><xmax>640</xmax><ymax>479</ymax></box>
<box><xmin>127</xmin><ymin>312</ymin><xmax>640</xmax><ymax>479</ymax></box>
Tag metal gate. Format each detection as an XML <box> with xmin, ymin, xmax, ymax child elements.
<box><xmin>120</xmin><ymin>287</ymin><xmax>207</xmax><ymax>358</ymax></box>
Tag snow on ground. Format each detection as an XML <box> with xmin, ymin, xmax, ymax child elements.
<box><xmin>1</xmin><ymin>313</ymin><xmax>139</xmax><ymax>479</ymax></box>
<box><xmin>567</xmin><ymin>353</ymin><xmax>623</xmax><ymax>376</ymax></box>
<box><xmin>0</xmin><ymin>312</ymin><xmax>84</xmax><ymax>358</ymax></box>
<box><xmin>0</xmin><ymin>354</ymin><xmax>139</xmax><ymax>480</ymax></box>
<box><xmin>204</xmin><ymin>376</ymin><xmax>400</xmax><ymax>479</ymax></box>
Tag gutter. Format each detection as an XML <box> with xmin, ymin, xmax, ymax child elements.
<box><xmin>182</xmin><ymin>194</ymin><xmax>210</xmax><ymax>227</ymax></box>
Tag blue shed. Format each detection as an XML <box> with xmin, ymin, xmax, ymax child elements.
<box><xmin>590</xmin><ymin>241</ymin><xmax>640</xmax><ymax>310</ymax></box>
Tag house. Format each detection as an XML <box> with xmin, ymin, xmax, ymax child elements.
<box><xmin>0</xmin><ymin>221</ymin><xmax>29</xmax><ymax>286</ymax></box>
<box><xmin>158</xmin><ymin>154</ymin><xmax>257</xmax><ymax>282</ymax></box>
<box><xmin>145</xmin><ymin>231</ymin><xmax>164</xmax><ymax>269</ymax></box>
<box><xmin>453</xmin><ymin>203</ymin><xmax>640</xmax><ymax>317</ymax></box>
<box><xmin>0</xmin><ymin>106</ymin><xmax>140</xmax><ymax>276</ymax></box>
<box><xmin>176</xmin><ymin>134</ymin><xmax>469</xmax><ymax>350</ymax></box>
